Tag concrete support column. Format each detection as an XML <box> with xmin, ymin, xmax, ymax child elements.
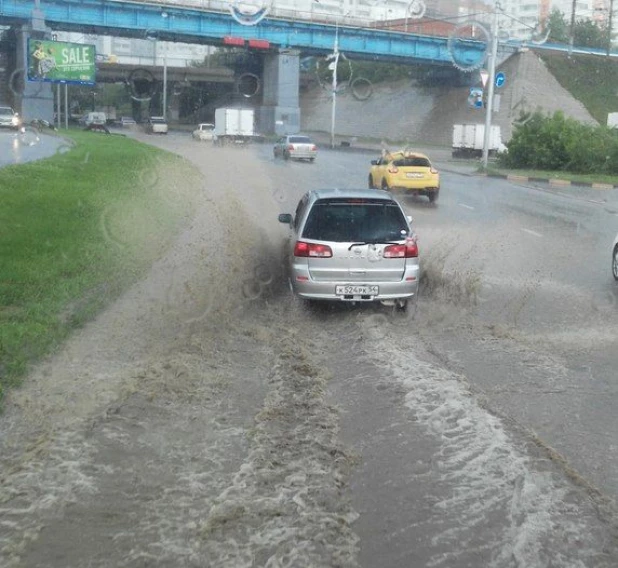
<box><xmin>258</xmin><ymin>49</ymin><xmax>300</xmax><ymax>136</ymax></box>
<box><xmin>14</xmin><ymin>18</ymin><xmax>55</xmax><ymax>122</ymax></box>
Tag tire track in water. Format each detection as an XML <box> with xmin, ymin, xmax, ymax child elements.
<box><xmin>198</xmin><ymin>333</ymin><xmax>360</xmax><ymax>568</ymax></box>
<box><xmin>360</xmin><ymin>329</ymin><xmax>618</xmax><ymax>567</ymax></box>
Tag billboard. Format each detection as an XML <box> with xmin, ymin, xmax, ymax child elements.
<box><xmin>27</xmin><ymin>39</ymin><xmax>96</xmax><ymax>85</ymax></box>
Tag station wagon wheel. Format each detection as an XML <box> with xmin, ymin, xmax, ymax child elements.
<box><xmin>283</xmin><ymin>151</ymin><xmax>290</xmax><ymax>161</ymax></box>
<box><xmin>368</xmin><ymin>175</ymin><xmax>375</xmax><ymax>189</ymax></box>
<box><xmin>613</xmin><ymin>245</ymin><xmax>618</xmax><ymax>281</ymax></box>
<box><xmin>381</xmin><ymin>179</ymin><xmax>389</xmax><ymax>191</ymax></box>
<box><xmin>428</xmin><ymin>190</ymin><xmax>439</xmax><ymax>203</ymax></box>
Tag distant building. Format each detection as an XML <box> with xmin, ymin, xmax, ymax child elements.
<box><xmin>55</xmin><ymin>32</ymin><xmax>213</xmax><ymax>67</ymax></box>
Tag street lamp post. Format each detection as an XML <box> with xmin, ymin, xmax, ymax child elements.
<box><xmin>481</xmin><ymin>2</ymin><xmax>499</xmax><ymax>169</ymax></box>
<box><xmin>162</xmin><ymin>51</ymin><xmax>167</xmax><ymax>120</ymax></box>
<box><xmin>607</xmin><ymin>0</ymin><xmax>614</xmax><ymax>57</ymax></box>
<box><xmin>330</xmin><ymin>24</ymin><xmax>340</xmax><ymax>149</ymax></box>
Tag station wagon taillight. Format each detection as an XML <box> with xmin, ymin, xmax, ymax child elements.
<box><xmin>294</xmin><ymin>241</ymin><xmax>333</xmax><ymax>258</ymax></box>
<box><xmin>383</xmin><ymin>239</ymin><xmax>418</xmax><ymax>258</ymax></box>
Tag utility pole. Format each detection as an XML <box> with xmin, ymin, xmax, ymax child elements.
<box><xmin>481</xmin><ymin>2</ymin><xmax>499</xmax><ymax>169</ymax></box>
<box><xmin>329</xmin><ymin>22</ymin><xmax>340</xmax><ymax>149</ymax></box>
<box><xmin>569</xmin><ymin>0</ymin><xmax>577</xmax><ymax>55</ymax></box>
<box><xmin>162</xmin><ymin>51</ymin><xmax>167</xmax><ymax>120</ymax></box>
<box><xmin>608</xmin><ymin>0</ymin><xmax>615</xmax><ymax>57</ymax></box>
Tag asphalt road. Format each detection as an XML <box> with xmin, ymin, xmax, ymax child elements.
<box><xmin>0</xmin><ymin>128</ymin><xmax>68</xmax><ymax>167</ymax></box>
<box><xmin>140</xmin><ymin>131</ymin><xmax>618</xmax><ymax>561</ymax></box>
<box><xmin>5</xmin><ymin>130</ymin><xmax>617</xmax><ymax>566</ymax></box>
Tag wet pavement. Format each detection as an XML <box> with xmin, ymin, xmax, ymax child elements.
<box><xmin>0</xmin><ymin>128</ymin><xmax>70</xmax><ymax>168</ymax></box>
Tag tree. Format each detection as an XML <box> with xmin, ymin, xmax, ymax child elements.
<box><xmin>547</xmin><ymin>8</ymin><xmax>569</xmax><ymax>44</ymax></box>
<box><xmin>574</xmin><ymin>19</ymin><xmax>608</xmax><ymax>49</ymax></box>
<box><xmin>546</xmin><ymin>8</ymin><xmax>607</xmax><ymax>49</ymax></box>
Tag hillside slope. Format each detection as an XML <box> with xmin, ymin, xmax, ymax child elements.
<box><xmin>300</xmin><ymin>51</ymin><xmax>597</xmax><ymax>146</ymax></box>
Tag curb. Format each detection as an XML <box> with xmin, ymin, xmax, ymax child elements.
<box><xmin>478</xmin><ymin>171</ymin><xmax>618</xmax><ymax>190</ymax></box>
<box><xmin>313</xmin><ymin>137</ymin><xmax>618</xmax><ymax>191</ymax></box>
<box><xmin>452</xmin><ymin>168</ymin><xmax>618</xmax><ymax>191</ymax></box>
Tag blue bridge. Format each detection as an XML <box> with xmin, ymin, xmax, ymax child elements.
<box><xmin>0</xmin><ymin>0</ymin><xmax>499</xmax><ymax>133</ymax></box>
<box><xmin>0</xmin><ymin>0</ymin><xmax>488</xmax><ymax>65</ymax></box>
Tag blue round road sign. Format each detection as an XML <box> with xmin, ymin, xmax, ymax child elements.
<box><xmin>495</xmin><ymin>72</ymin><xmax>505</xmax><ymax>88</ymax></box>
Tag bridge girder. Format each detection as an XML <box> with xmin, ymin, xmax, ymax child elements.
<box><xmin>0</xmin><ymin>0</ymin><xmax>487</xmax><ymax>68</ymax></box>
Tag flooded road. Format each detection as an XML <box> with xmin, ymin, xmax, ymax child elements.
<box><xmin>1</xmin><ymin>135</ymin><xmax>617</xmax><ymax>567</ymax></box>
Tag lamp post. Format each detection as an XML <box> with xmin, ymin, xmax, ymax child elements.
<box><xmin>568</xmin><ymin>0</ymin><xmax>576</xmax><ymax>56</ymax></box>
<box><xmin>330</xmin><ymin>24</ymin><xmax>340</xmax><ymax>149</ymax></box>
<box><xmin>607</xmin><ymin>0</ymin><xmax>614</xmax><ymax>57</ymax></box>
<box><xmin>481</xmin><ymin>1</ymin><xmax>499</xmax><ymax>169</ymax></box>
<box><xmin>328</xmin><ymin>11</ymin><xmax>350</xmax><ymax>149</ymax></box>
<box><xmin>162</xmin><ymin>51</ymin><xmax>167</xmax><ymax>120</ymax></box>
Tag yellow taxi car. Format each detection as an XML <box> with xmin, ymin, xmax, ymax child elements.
<box><xmin>368</xmin><ymin>150</ymin><xmax>440</xmax><ymax>202</ymax></box>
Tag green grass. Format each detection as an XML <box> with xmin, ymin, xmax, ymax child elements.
<box><xmin>540</xmin><ymin>52</ymin><xmax>618</xmax><ymax>126</ymax></box>
<box><xmin>0</xmin><ymin>130</ymin><xmax>197</xmax><ymax>403</ymax></box>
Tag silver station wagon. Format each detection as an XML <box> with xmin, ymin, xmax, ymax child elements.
<box><xmin>278</xmin><ymin>189</ymin><xmax>419</xmax><ymax>310</ymax></box>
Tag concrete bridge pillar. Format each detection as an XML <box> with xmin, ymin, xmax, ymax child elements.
<box><xmin>258</xmin><ymin>49</ymin><xmax>300</xmax><ymax>136</ymax></box>
<box><xmin>11</xmin><ymin>10</ymin><xmax>55</xmax><ymax>122</ymax></box>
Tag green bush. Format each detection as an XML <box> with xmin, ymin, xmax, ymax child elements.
<box><xmin>498</xmin><ymin>110</ymin><xmax>618</xmax><ymax>174</ymax></box>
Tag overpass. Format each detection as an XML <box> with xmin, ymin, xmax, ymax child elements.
<box><xmin>0</xmin><ymin>0</ymin><xmax>488</xmax><ymax>65</ymax></box>
<box><xmin>0</xmin><ymin>0</ymin><xmax>494</xmax><ymax>132</ymax></box>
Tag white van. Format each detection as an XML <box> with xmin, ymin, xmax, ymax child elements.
<box><xmin>79</xmin><ymin>112</ymin><xmax>107</xmax><ymax>127</ymax></box>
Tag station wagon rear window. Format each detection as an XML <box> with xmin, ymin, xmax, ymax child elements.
<box><xmin>302</xmin><ymin>198</ymin><xmax>409</xmax><ymax>243</ymax></box>
<box><xmin>289</xmin><ymin>136</ymin><xmax>312</xmax><ymax>143</ymax></box>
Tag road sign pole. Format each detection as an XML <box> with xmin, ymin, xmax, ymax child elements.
<box><xmin>482</xmin><ymin>2</ymin><xmax>499</xmax><ymax>169</ymax></box>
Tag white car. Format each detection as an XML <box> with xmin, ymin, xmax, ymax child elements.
<box><xmin>146</xmin><ymin>116</ymin><xmax>168</xmax><ymax>134</ymax></box>
<box><xmin>192</xmin><ymin>123</ymin><xmax>215</xmax><ymax>141</ymax></box>
<box><xmin>612</xmin><ymin>235</ymin><xmax>618</xmax><ymax>281</ymax></box>
<box><xmin>0</xmin><ymin>106</ymin><xmax>21</xmax><ymax>130</ymax></box>
<box><xmin>273</xmin><ymin>135</ymin><xmax>318</xmax><ymax>162</ymax></box>
<box><xmin>119</xmin><ymin>116</ymin><xmax>136</xmax><ymax>127</ymax></box>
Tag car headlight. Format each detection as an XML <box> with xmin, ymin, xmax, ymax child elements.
<box><xmin>12</xmin><ymin>116</ymin><xmax>19</xmax><ymax>126</ymax></box>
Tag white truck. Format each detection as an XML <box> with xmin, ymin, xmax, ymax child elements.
<box><xmin>452</xmin><ymin>123</ymin><xmax>507</xmax><ymax>158</ymax></box>
<box><xmin>213</xmin><ymin>107</ymin><xmax>261</xmax><ymax>145</ymax></box>
<box><xmin>607</xmin><ymin>112</ymin><xmax>618</xmax><ymax>128</ymax></box>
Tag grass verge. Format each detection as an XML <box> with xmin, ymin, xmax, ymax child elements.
<box><xmin>0</xmin><ymin>130</ymin><xmax>197</xmax><ymax>404</ymax></box>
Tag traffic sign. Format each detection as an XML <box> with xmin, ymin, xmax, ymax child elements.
<box><xmin>468</xmin><ymin>87</ymin><xmax>484</xmax><ymax>109</ymax></box>
<box><xmin>495</xmin><ymin>72</ymin><xmax>506</xmax><ymax>88</ymax></box>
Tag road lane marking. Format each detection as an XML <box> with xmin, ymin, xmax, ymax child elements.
<box><xmin>458</xmin><ymin>203</ymin><xmax>475</xmax><ymax>210</ymax></box>
<box><xmin>521</xmin><ymin>228</ymin><xmax>543</xmax><ymax>238</ymax></box>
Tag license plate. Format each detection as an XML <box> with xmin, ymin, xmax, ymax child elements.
<box><xmin>336</xmin><ymin>285</ymin><xmax>379</xmax><ymax>296</ymax></box>
<box><xmin>406</xmin><ymin>172</ymin><xmax>423</xmax><ymax>178</ymax></box>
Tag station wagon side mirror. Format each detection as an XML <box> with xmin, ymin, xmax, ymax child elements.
<box><xmin>278</xmin><ymin>213</ymin><xmax>293</xmax><ymax>225</ymax></box>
